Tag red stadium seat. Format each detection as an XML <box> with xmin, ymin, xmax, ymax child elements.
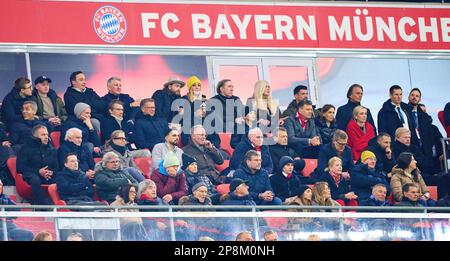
<box><xmin>428</xmin><ymin>186</ymin><xmax>438</xmax><ymax>201</ymax></box>
<box><xmin>218</xmin><ymin>133</ymin><xmax>234</xmax><ymax>156</ymax></box>
<box><xmin>47</xmin><ymin>184</ymin><xmax>67</xmax><ymax>207</ymax></box>
<box><xmin>216</xmin><ymin>184</ymin><xmax>230</xmax><ymax>195</ymax></box>
<box><xmin>134</xmin><ymin>157</ymin><xmax>152</xmax><ymax>179</ymax></box>
<box><xmin>215</xmin><ymin>160</ymin><xmax>230</xmax><ymax>173</ymax></box>
<box><xmin>7</xmin><ymin>157</ymin><xmax>50</xmax><ymax>201</ymax></box>
<box><xmin>262</xmin><ymin>210</ymin><xmax>289</xmax><ymax>229</ymax></box>
<box><xmin>438</xmin><ymin>111</ymin><xmax>450</xmax><ymax>138</ymax></box>
<box><xmin>302</xmin><ymin>159</ymin><xmax>318</xmax><ymax>177</ymax></box>
<box><xmin>50</xmin><ymin>131</ymin><xmax>61</xmax><ymax>149</ymax></box>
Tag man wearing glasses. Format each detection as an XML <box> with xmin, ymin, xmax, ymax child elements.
<box><xmin>100</xmin><ymin>100</ymin><xmax>135</xmax><ymax>144</ymax></box>
<box><xmin>1</xmin><ymin>77</ymin><xmax>33</xmax><ymax>130</ymax></box>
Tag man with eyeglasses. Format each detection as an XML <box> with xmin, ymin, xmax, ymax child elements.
<box><xmin>314</xmin><ymin>130</ymin><xmax>353</xmax><ymax>181</ymax></box>
<box><xmin>101</xmin><ymin>77</ymin><xmax>141</xmax><ymax>122</ymax></box>
<box><xmin>100</xmin><ymin>100</ymin><xmax>135</xmax><ymax>144</ymax></box>
<box><xmin>1</xmin><ymin>77</ymin><xmax>33</xmax><ymax>130</ymax></box>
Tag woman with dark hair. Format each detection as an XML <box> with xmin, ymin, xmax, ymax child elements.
<box><xmin>315</xmin><ymin>104</ymin><xmax>337</xmax><ymax>145</ymax></box>
<box><xmin>111</xmin><ymin>184</ymin><xmax>150</xmax><ymax>241</ymax></box>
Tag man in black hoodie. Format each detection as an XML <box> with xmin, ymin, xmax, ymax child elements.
<box><xmin>64</xmin><ymin>71</ymin><xmax>106</xmax><ymax>131</ymax></box>
<box><xmin>17</xmin><ymin>125</ymin><xmax>58</xmax><ymax>205</ymax></box>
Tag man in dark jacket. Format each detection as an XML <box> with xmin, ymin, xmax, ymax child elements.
<box><xmin>282</xmin><ymin>85</ymin><xmax>320</xmax><ymax>119</ymax></box>
<box><xmin>209</xmin><ymin>79</ymin><xmax>245</xmax><ymax>133</ymax></box>
<box><xmin>314</xmin><ymin>130</ymin><xmax>353</xmax><ymax>180</ymax></box>
<box><xmin>134</xmin><ymin>98</ymin><xmax>170</xmax><ymax>151</ymax></box>
<box><xmin>56</xmin><ymin>154</ymin><xmax>95</xmax><ymax>204</ymax></box>
<box><xmin>220</xmin><ymin>178</ymin><xmax>256</xmax><ymax>206</ymax></box>
<box><xmin>335</xmin><ymin>84</ymin><xmax>376</xmax><ymax>132</ymax></box>
<box><xmin>151</xmin><ymin>76</ymin><xmax>185</xmax><ymax>122</ymax></box>
<box><xmin>61</xmin><ymin>103</ymin><xmax>101</xmax><ymax>154</ymax></box>
<box><xmin>366</xmin><ymin>133</ymin><xmax>396</xmax><ymax>176</ymax></box>
<box><xmin>101</xmin><ymin>77</ymin><xmax>140</xmax><ymax>121</ymax></box>
<box><xmin>0</xmin><ymin>77</ymin><xmax>33</xmax><ymax>130</ymax></box>
<box><xmin>17</xmin><ymin>125</ymin><xmax>58</xmax><ymax>205</ymax></box>
<box><xmin>284</xmin><ymin>100</ymin><xmax>321</xmax><ymax>158</ymax></box>
<box><xmin>359</xmin><ymin>184</ymin><xmax>391</xmax><ymax>208</ymax></box>
<box><xmin>234</xmin><ymin>150</ymin><xmax>282</xmax><ymax>205</ymax></box>
<box><xmin>377</xmin><ymin>85</ymin><xmax>418</xmax><ymax>146</ymax></box>
<box><xmin>31</xmin><ymin>76</ymin><xmax>67</xmax><ymax>131</ymax></box>
<box><xmin>269</xmin><ymin>127</ymin><xmax>305</xmax><ymax>174</ymax></box>
<box><xmin>100</xmin><ymin>100</ymin><xmax>135</xmax><ymax>145</ymax></box>
<box><xmin>230</xmin><ymin>128</ymin><xmax>273</xmax><ymax>174</ymax></box>
<box><xmin>270</xmin><ymin>156</ymin><xmax>303</xmax><ymax>202</ymax></box>
<box><xmin>397</xmin><ymin>183</ymin><xmax>426</xmax><ymax>208</ymax></box>
<box><xmin>64</xmin><ymin>71</ymin><xmax>106</xmax><ymax>130</ymax></box>
<box><xmin>183</xmin><ymin>125</ymin><xmax>225</xmax><ymax>184</ymax></box>
<box><xmin>9</xmin><ymin>101</ymin><xmax>48</xmax><ymax>145</ymax></box>
<box><xmin>58</xmin><ymin>127</ymin><xmax>95</xmax><ymax>179</ymax></box>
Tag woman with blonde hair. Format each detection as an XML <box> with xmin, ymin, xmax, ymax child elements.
<box><xmin>346</xmin><ymin>105</ymin><xmax>376</xmax><ymax>161</ymax></box>
<box><xmin>311</xmin><ymin>182</ymin><xmax>341</xmax><ymax>209</ymax></box>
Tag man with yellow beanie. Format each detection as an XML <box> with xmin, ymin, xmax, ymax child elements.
<box><xmin>350</xmin><ymin>150</ymin><xmax>391</xmax><ymax>201</ymax></box>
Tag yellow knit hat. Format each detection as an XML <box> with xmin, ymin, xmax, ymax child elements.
<box><xmin>186</xmin><ymin>76</ymin><xmax>201</xmax><ymax>89</ymax></box>
<box><xmin>361</xmin><ymin>150</ymin><xmax>376</xmax><ymax>163</ymax></box>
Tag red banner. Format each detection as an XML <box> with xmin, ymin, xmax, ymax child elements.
<box><xmin>1</xmin><ymin>1</ymin><xmax>450</xmax><ymax>50</ymax></box>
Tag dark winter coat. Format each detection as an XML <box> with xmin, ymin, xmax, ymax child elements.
<box><xmin>220</xmin><ymin>192</ymin><xmax>256</xmax><ymax>206</ymax></box>
<box><xmin>230</xmin><ymin>136</ymin><xmax>273</xmax><ymax>173</ymax></box>
<box><xmin>60</xmin><ymin>116</ymin><xmax>101</xmax><ymax>147</ymax></box>
<box><xmin>150</xmin><ymin>162</ymin><xmax>187</xmax><ymax>204</ymax></box>
<box><xmin>101</xmin><ymin>92</ymin><xmax>137</xmax><ymax>121</ymax></box>
<box><xmin>151</xmin><ymin>88</ymin><xmax>181</xmax><ymax>122</ymax></box>
<box><xmin>270</xmin><ymin>171</ymin><xmax>303</xmax><ymax>201</ymax></box>
<box><xmin>94</xmin><ymin>164</ymin><xmax>138</xmax><ymax>203</ymax></box>
<box><xmin>284</xmin><ymin>115</ymin><xmax>321</xmax><ymax>151</ymax></box>
<box><xmin>377</xmin><ymin>100</ymin><xmax>418</xmax><ymax>145</ymax></box>
<box><xmin>315</xmin><ymin>142</ymin><xmax>354</xmax><ymax>179</ymax></box>
<box><xmin>233</xmin><ymin>162</ymin><xmax>273</xmax><ymax>201</ymax></box>
<box><xmin>0</xmin><ymin>88</ymin><xmax>32</xmax><ymax>128</ymax></box>
<box><xmin>269</xmin><ymin>143</ymin><xmax>301</xmax><ymax>172</ymax></box>
<box><xmin>392</xmin><ymin>140</ymin><xmax>434</xmax><ymax>174</ymax></box>
<box><xmin>16</xmin><ymin>137</ymin><xmax>59</xmax><ymax>179</ymax></box>
<box><xmin>366</xmin><ymin>138</ymin><xmax>396</xmax><ymax>174</ymax></box>
<box><xmin>58</xmin><ymin>141</ymin><xmax>95</xmax><ymax>172</ymax></box>
<box><xmin>9</xmin><ymin>119</ymin><xmax>47</xmax><ymax>145</ymax></box>
<box><xmin>350</xmin><ymin>163</ymin><xmax>391</xmax><ymax>200</ymax></box>
<box><xmin>134</xmin><ymin>113</ymin><xmax>169</xmax><ymax>150</ymax></box>
<box><xmin>100</xmin><ymin>114</ymin><xmax>135</xmax><ymax>144</ymax></box>
<box><xmin>178</xmin><ymin>195</ymin><xmax>212</xmax><ymax>206</ymax></box>
<box><xmin>63</xmin><ymin>86</ymin><xmax>106</xmax><ymax>120</ymax></box>
<box><xmin>315</xmin><ymin>118</ymin><xmax>338</xmax><ymax>145</ymax></box>
<box><xmin>335</xmin><ymin>100</ymin><xmax>376</xmax><ymax>132</ymax></box>
<box><xmin>445</xmin><ymin>102</ymin><xmax>450</xmax><ymax>126</ymax></box>
<box><xmin>209</xmin><ymin>93</ymin><xmax>245</xmax><ymax>133</ymax></box>
<box><xmin>56</xmin><ymin>167</ymin><xmax>94</xmax><ymax>201</ymax></box>
<box><xmin>319</xmin><ymin>172</ymin><xmax>352</xmax><ymax>201</ymax></box>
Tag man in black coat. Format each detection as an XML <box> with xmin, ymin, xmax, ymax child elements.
<box><xmin>282</xmin><ymin>85</ymin><xmax>320</xmax><ymax>119</ymax></box>
<box><xmin>100</xmin><ymin>100</ymin><xmax>135</xmax><ymax>145</ymax></box>
<box><xmin>9</xmin><ymin>101</ymin><xmax>48</xmax><ymax>145</ymax></box>
<box><xmin>377</xmin><ymin>85</ymin><xmax>418</xmax><ymax>146</ymax></box>
<box><xmin>366</xmin><ymin>133</ymin><xmax>396</xmax><ymax>176</ymax></box>
<box><xmin>335</xmin><ymin>84</ymin><xmax>376</xmax><ymax>132</ymax></box>
<box><xmin>101</xmin><ymin>77</ymin><xmax>140</xmax><ymax>121</ymax></box>
<box><xmin>151</xmin><ymin>76</ymin><xmax>185</xmax><ymax>122</ymax></box>
<box><xmin>269</xmin><ymin>127</ymin><xmax>305</xmax><ymax>174</ymax></box>
<box><xmin>0</xmin><ymin>77</ymin><xmax>33</xmax><ymax>130</ymax></box>
<box><xmin>56</xmin><ymin>154</ymin><xmax>95</xmax><ymax>204</ymax></box>
<box><xmin>270</xmin><ymin>156</ymin><xmax>303</xmax><ymax>202</ymax></box>
<box><xmin>17</xmin><ymin>125</ymin><xmax>58</xmax><ymax>205</ymax></box>
<box><xmin>64</xmin><ymin>71</ymin><xmax>106</xmax><ymax>131</ymax></box>
<box><xmin>284</xmin><ymin>100</ymin><xmax>322</xmax><ymax>158</ymax></box>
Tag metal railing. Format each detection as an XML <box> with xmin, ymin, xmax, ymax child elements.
<box><xmin>441</xmin><ymin>137</ymin><xmax>450</xmax><ymax>173</ymax></box>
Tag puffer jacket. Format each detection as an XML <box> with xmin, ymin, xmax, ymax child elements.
<box><xmin>390</xmin><ymin>166</ymin><xmax>429</xmax><ymax>203</ymax></box>
<box><xmin>94</xmin><ymin>163</ymin><xmax>138</xmax><ymax>203</ymax></box>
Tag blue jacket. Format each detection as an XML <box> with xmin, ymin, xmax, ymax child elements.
<box><xmin>319</xmin><ymin>172</ymin><xmax>352</xmax><ymax>201</ymax></box>
<box><xmin>336</xmin><ymin>100</ymin><xmax>376</xmax><ymax>132</ymax></box>
<box><xmin>314</xmin><ymin>142</ymin><xmax>354</xmax><ymax>179</ymax></box>
<box><xmin>377</xmin><ymin>100</ymin><xmax>418</xmax><ymax>145</ymax></box>
<box><xmin>359</xmin><ymin>195</ymin><xmax>391</xmax><ymax>209</ymax></box>
<box><xmin>101</xmin><ymin>92</ymin><xmax>138</xmax><ymax>121</ymax></box>
<box><xmin>270</xmin><ymin>171</ymin><xmax>303</xmax><ymax>202</ymax></box>
<box><xmin>63</xmin><ymin>86</ymin><xmax>106</xmax><ymax>120</ymax></box>
<box><xmin>56</xmin><ymin>167</ymin><xmax>94</xmax><ymax>201</ymax></box>
<box><xmin>230</xmin><ymin>136</ymin><xmax>273</xmax><ymax>173</ymax></box>
<box><xmin>0</xmin><ymin>88</ymin><xmax>32</xmax><ymax>128</ymax></box>
<box><xmin>61</xmin><ymin>116</ymin><xmax>101</xmax><ymax>147</ymax></box>
<box><xmin>315</xmin><ymin>118</ymin><xmax>338</xmax><ymax>145</ymax></box>
<box><xmin>9</xmin><ymin>119</ymin><xmax>47</xmax><ymax>145</ymax></box>
<box><xmin>17</xmin><ymin>137</ymin><xmax>59</xmax><ymax>179</ymax></box>
<box><xmin>100</xmin><ymin>115</ymin><xmax>135</xmax><ymax>144</ymax></box>
<box><xmin>151</xmin><ymin>88</ymin><xmax>181</xmax><ymax>122</ymax></box>
<box><xmin>58</xmin><ymin>141</ymin><xmax>95</xmax><ymax>172</ymax></box>
<box><xmin>234</xmin><ymin>162</ymin><xmax>273</xmax><ymax>200</ymax></box>
<box><xmin>134</xmin><ymin>113</ymin><xmax>169</xmax><ymax>150</ymax></box>
<box><xmin>220</xmin><ymin>192</ymin><xmax>256</xmax><ymax>206</ymax></box>
<box><xmin>350</xmin><ymin>163</ymin><xmax>391</xmax><ymax>200</ymax></box>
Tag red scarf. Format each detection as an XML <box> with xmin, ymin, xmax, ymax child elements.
<box><xmin>139</xmin><ymin>194</ymin><xmax>156</xmax><ymax>201</ymax></box>
<box><xmin>286</xmin><ymin>173</ymin><xmax>293</xmax><ymax>180</ymax></box>
<box><xmin>329</xmin><ymin>171</ymin><xmax>341</xmax><ymax>187</ymax></box>
<box><xmin>254</xmin><ymin>146</ymin><xmax>261</xmax><ymax>152</ymax></box>
<box><xmin>296</xmin><ymin>112</ymin><xmax>308</xmax><ymax>130</ymax></box>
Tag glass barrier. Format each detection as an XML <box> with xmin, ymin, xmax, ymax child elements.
<box><xmin>2</xmin><ymin>205</ymin><xmax>450</xmax><ymax>241</ymax></box>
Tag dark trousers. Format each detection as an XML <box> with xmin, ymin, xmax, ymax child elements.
<box><xmin>24</xmin><ymin>174</ymin><xmax>55</xmax><ymax>205</ymax></box>
<box><xmin>301</xmin><ymin>145</ymin><xmax>321</xmax><ymax>159</ymax></box>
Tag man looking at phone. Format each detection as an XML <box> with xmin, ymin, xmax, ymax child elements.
<box><xmin>182</xmin><ymin>125</ymin><xmax>225</xmax><ymax>184</ymax></box>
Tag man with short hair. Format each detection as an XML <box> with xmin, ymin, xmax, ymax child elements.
<box><xmin>100</xmin><ymin>100</ymin><xmax>135</xmax><ymax>144</ymax></box>
<box><xmin>335</xmin><ymin>84</ymin><xmax>376</xmax><ymax>131</ymax></box>
<box><xmin>17</xmin><ymin>125</ymin><xmax>58</xmax><ymax>205</ymax></box>
<box><xmin>31</xmin><ymin>75</ymin><xmax>67</xmax><ymax>130</ymax></box>
<box><xmin>397</xmin><ymin>183</ymin><xmax>425</xmax><ymax>208</ymax></box>
<box><xmin>366</xmin><ymin>133</ymin><xmax>396</xmax><ymax>175</ymax></box>
<box><xmin>230</xmin><ymin>128</ymin><xmax>273</xmax><ymax>173</ymax></box>
<box><xmin>284</xmin><ymin>100</ymin><xmax>322</xmax><ymax>159</ymax></box>
<box><xmin>64</xmin><ymin>71</ymin><xmax>106</xmax><ymax>131</ymax></box>
<box><xmin>234</xmin><ymin>150</ymin><xmax>282</xmax><ymax>205</ymax></box>
<box><xmin>101</xmin><ymin>77</ymin><xmax>140</xmax><ymax>121</ymax></box>
<box><xmin>151</xmin><ymin>76</ymin><xmax>185</xmax><ymax>122</ymax></box>
<box><xmin>235</xmin><ymin>231</ymin><xmax>254</xmax><ymax>241</ymax></box>
<box><xmin>263</xmin><ymin>231</ymin><xmax>278</xmax><ymax>241</ymax></box>
<box><xmin>135</xmin><ymin>98</ymin><xmax>170</xmax><ymax>151</ymax></box>
<box><xmin>282</xmin><ymin>85</ymin><xmax>319</xmax><ymax>119</ymax></box>
<box><xmin>182</xmin><ymin>125</ymin><xmax>224</xmax><ymax>184</ymax></box>
<box><xmin>151</xmin><ymin>129</ymin><xmax>183</xmax><ymax>170</ymax></box>
<box><xmin>377</xmin><ymin>85</ymin><xmax>417</xmax><ymax>145</ymax></box>
<box><xmin>1</xmin><ymin>77</ymin><xmax>33</xmax><ymax>130</ymax></box>
<box><xmin>9</xmin><ymin>101</ymin><xmax>47</xmax><ymax>145</ymax></box>
<box><xmin>359</xmin><ymin>184</ymin><xmax>391</xmax><ymax>208</ymax></box>
<box><xmin>269</xmin><ymin>127</ymin><xmax>305</xmax><ymax>174</ymax></box>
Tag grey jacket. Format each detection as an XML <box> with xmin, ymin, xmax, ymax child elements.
<box><xmin>284</xmin><ymin>115</ymin><xmax>321</xmax><ymax>147</ymax></box>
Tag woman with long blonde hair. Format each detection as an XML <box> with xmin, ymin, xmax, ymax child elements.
<box><xmin>311</xmin><ymin>182</ymin><xmax>340</xmax><ymax>208</ymax></box>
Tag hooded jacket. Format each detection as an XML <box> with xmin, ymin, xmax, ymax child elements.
<box><xmin>150</xmin><ymin>161</ymin><xmax>187</xmax><ymax>204</ymax></box>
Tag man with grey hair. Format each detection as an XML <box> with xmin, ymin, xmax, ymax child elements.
<box><xmin>94</xmin><ymin>151</ymin><xmax>138</xmax><ymax>203</ymax></box>
<box><xmin>314</xmin><ymin>130</ymin><xmax>353</xmax><ymax>180</ymax></box>
<box><xmin>182</xmin><ymin>125</ymin><xmax>225</xmax><ymax>184</ymax></box>
<box><xmin>58</xmin><ymin>127</ymin><xmax>95</xmax><ymax>180</ymax></box>
<box><xmin>101</xmin><ymin>77</ymin><xmax>140</xmax><ymax>121</ymax></box>
<box><xmin>10</xmin><ymin>100</ymin><xmax>48</xmax><ymax>146</ymax></box>
<box><xmin>230</xmin><ymin>127</ymin><xmax>273</xmax><ymax>174</ymax></box>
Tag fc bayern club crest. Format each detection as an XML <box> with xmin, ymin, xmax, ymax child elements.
<box><xmin>93</xmin><ymin>5</ymin><xmax>127</xmax><ymax>43</ymax></box>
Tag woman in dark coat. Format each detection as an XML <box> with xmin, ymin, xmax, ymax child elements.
<box><xmin>315</xmin><ymin>104</ymin><xmax>337</xmax><ymax>145</ymax></box>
